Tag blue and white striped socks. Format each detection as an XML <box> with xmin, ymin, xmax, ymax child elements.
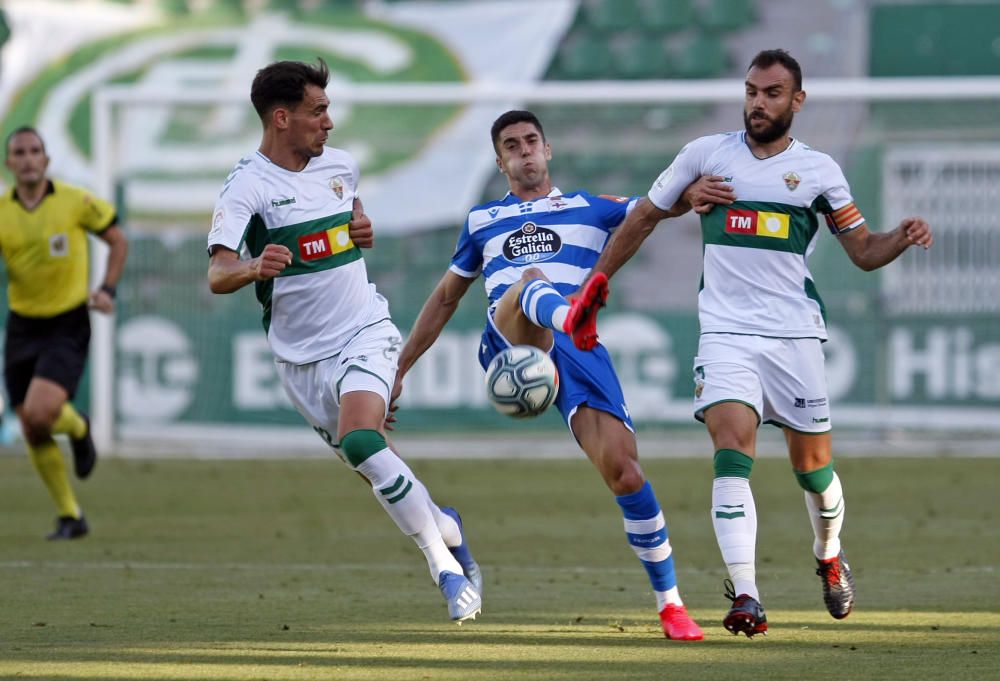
<box><xmin>616</xmin><ymin>481</ymin><xmax>683</xmax><ymax>609</ymax></box>
<box><xmin>519</xmin><ymin>279</ymin><xmax>570</xmax><ymax>332</ymax></box>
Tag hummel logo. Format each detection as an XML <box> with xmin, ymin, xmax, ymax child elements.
<box><xmin>271</xmin><ymin>197</ymin><xmax>296</xmax><ymax>207</ymax></box>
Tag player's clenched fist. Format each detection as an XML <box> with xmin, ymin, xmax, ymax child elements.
<box><xmin>349</xmin><ymin>197</ymin><xmax>374</xmax><ymax>248</ymax></box>
<box><xmin>253</xmin><ymin>243</ymin><xmax>293</xmax><ymax>280</ymax></box>
<box><xmin>899</xmin><ymin>217</ymin><xmax>933</xmax><ymax>250</ymax></box>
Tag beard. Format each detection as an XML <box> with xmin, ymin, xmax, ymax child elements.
<box><xmin>744</xmin><ymin>109</ymin><xmax>794</xmax><ymax>144</ymax></box>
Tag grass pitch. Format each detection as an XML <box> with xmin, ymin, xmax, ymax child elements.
<box><xmin>0</xmin><ymin>454</ymin><xmax>996</xmax><ymax>680</ymax></box>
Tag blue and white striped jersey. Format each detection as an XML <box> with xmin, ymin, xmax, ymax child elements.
<box><xmin>450</xmin><ymin>187</ymin><xmax>638</xmax><ymax>303</ymax></box>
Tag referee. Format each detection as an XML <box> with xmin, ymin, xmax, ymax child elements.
<box><xmin>1</xmin><ymin>126</ymin><xmax>127</xmax><ymax>540</ymax></box>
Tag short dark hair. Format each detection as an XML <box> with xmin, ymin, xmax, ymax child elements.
<box><xmin>490</xmin><ymin>110</ymin><xmax>545</xmax><ymax>152</ymax></box>
<box><xmin>748</xmin><ymin>49</ymin><xmax>802</xmax><ymax>91</ymax></box>
<box><xmin>5</xmin><ymin>125</ymin><xmax>45</xmax><ymax>157</ymax></box>
<box><xmin>250</xmin><ymin>59</ymin><xmax>330</xmax><ymax>122</ymax></box>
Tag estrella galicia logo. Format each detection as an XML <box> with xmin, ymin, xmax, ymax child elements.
<box><xmin>502</xmin><ymin>222</ymin><xmax>562</xmax><ymax>264</ymax></box>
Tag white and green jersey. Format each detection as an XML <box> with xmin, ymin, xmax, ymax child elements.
<box><xmin>648</xmin><ymin>131</ymin><xmax>865</xmax><ymax>340</ymax></box>
<box><xmin>208</xmin><ymin>147</ymin><xmax>389</xmax><ymax>364</ymax></box>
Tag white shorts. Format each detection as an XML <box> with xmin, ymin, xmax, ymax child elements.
<box><xmin>692</xmin><ymin>333</ymin><xmax>831</xmax><ymax>433</ymax></box>
<box><xmin>275</xmin><ymin>319</ymin><xmax>402</xmax><ymax>439</ymax></box>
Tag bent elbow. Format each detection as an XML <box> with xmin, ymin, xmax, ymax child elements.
<box><xmin>207</xmin><ymin>270</ymin><xmax>229</xmax><ymax>294</ymax></box>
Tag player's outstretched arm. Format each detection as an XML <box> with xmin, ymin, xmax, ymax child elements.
<box><xmin>208</xmin><ymin>243</ymin><xmax>292</xmax><ymax>294</ymax></box>
<box><xmin>349</xmin><ymin>197</ymin><xmax>374</xmax><ymax>249</ymax></box>
<box><xmin>391</xmin><ymin>271</ymin><xmax>475</xmax><ymax>404</ymax></box>
<box><xmin>837</xmin><ymin>216</ymin><xmax>933</xmax><ymax>272</ymax></box>
<box><xmin>591</xmin><ymin>197</ymin><xmax>672</xmax><ymax>281</ymax></box>
<box><xmin>590</xmin><ymin>175</ymin><xmax>730</xmax><ymax>284</ymax></box>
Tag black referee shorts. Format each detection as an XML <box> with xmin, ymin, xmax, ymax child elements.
<box><xmin>4</xmin><ymin>304</ymin><xmax>91</xmax><ymax>407</ymax></box>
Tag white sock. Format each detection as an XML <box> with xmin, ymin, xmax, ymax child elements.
<box><xmin>551</xmin><ymin>306</ymin><xmax>569</xmax><ymax>331</ymax></box>
<box><xmin>712</xmin><ymin>476</ymin><xmax>759</xmax><ymax>600</ymax></box>
<box><xmin>354</xmin><ymin>448</ymin><xmax>462</xmax><ymax>581</ymax></box>
<box><xmin>413</xmin><ymin>478</ymin><xmax>462</xmax><ymax>547</ymax></box>
<box><xmin>805</xmin><ymin>472</ymin><xmax>845</xmax><ymax>560</ymax></box>
<box><xmin>655</xmin><ymin>587</ymin><xmax>683</xmax><ymax>611</ymax></box>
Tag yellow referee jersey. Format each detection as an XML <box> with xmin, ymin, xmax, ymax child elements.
<box><xmin>0</xmin><ymin>179</ymin><xmax>116</xmax><ymax>318</ymax></box>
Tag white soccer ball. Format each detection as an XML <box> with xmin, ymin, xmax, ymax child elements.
<box><xmin>484</xmin><ymin>345</ymin><xmax>559</xmax><ymax>418</ymax></box>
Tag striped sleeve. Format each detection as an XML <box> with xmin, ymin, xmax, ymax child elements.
<box><xmin>448</xmin><ymin>216</ymin><xmax>482</xmax><ymax>279</ymax></box>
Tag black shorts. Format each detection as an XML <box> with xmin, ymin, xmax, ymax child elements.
<box><xmin>4</xmin><ymin>304</ymin><xmax>91</xmax><ymax>407</ymax></box>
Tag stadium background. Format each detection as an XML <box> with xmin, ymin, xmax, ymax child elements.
<box><xmin>0</xmin><ymin>0</ymin><xmax>998</xmax><ymax>455</ymax></box>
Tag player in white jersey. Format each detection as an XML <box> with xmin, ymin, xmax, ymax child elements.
<box><xmin>390</xmin><ymin>110</ymin><xmax>714</xmax><ymax>641</ymax></box>
<box><xmin>586</xmin><ymin>50</ymin><xmax>933</xmax><ymax>637</ymax></box>
<box><xmin>206</xmin><ymin>59</ymin><xmax>482</xmax><ymax>623</ymax></box>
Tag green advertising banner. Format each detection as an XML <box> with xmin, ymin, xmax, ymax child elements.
<box><xmin>107</xmin><ymin>236</ymin><xmax>1000</xmax><ymax>436</ymax></box>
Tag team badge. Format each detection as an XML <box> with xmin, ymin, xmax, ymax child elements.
<box><xmin>49</xmin><ymin>234</ymin><xmax>69</xmax><ymax>257</ymax></box>
<box><xmin>329</xmin><ymin>176</ymin><xmax>344</xmax><ymax>199</ymax></box>
<box><xmin>783</xmin><ymin>171</ymin><xmax>801</xmax><ymax>191</ymax></box>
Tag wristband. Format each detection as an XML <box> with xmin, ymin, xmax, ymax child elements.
<box><xmin>100</xmin><ymin>283</ymin><xmax>117</xmax><ymax>299</ymax></box>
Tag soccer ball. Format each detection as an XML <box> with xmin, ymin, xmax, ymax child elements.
<box><xmin>484</xmin><ymin>345</ymin><xmax>559</xmax><ymax>418</ymax></box>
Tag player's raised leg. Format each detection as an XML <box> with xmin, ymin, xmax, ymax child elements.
<box><xmin>563</xmin><ymin>272</ymin><xmax>608</xmax><ymax>351</ymax></box>
<box><xmin>339</xmin><ymin>388</ymin><xmax>480</xmax><ymax>623</ymax></box>
<box><xmin>493</xmin><ymin>268</ymin><xmax>608</xmax><ymax>352</ymax></box>
<box><xmin>574</xmin><ymin>407</ymin><xmax>703</xmax><ymax>640</ymax></box>
<box><xmin>51</xmin><ymin>402</ymin><xmax>96</xmax><ymax>479</ymax></box>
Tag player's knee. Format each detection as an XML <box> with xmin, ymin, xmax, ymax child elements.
<box><xmin>520</xmin><ymin>267</ymin><xmax>547</xmax><ymax>284</ymax></box>
<box><xmin>339</xmin><ymin>428</ymin><xmax>387</xmax><ymax>468</ymax></box>
<box><xmin>794</xmin><ymin>461</ymin><xmax>835</xmax><ymax>493</ymax></box>
<box><xmin>606</xmin><ymin>459</ymin><xmax>644</xmax><ymax>496</ymax></box>
<box><xmin>20</xmin><ymin>404</ymin><xmax>57</xmax><ymax>442</ymax></box>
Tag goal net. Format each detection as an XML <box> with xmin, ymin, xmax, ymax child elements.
<box><xmin>89</xmin><ymin>78</ymin><xmax>1000</xmax><ymax>454</ymax></box>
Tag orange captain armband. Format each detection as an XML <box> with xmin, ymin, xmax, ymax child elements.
<box><xmin>825</xmin><ymin>202</ymin><xmax>865</xmax><ymax>235</ymax></box>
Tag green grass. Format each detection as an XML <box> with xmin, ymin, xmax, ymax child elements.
<box><xmin>0</xmin><ymin>455</ymin><xmax>997</xmax><ymax>680</ymax></box>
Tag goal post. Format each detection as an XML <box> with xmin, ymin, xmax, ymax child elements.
<box><xmin>90</xmin><ymin>77</ymin><xmax>1000</xmax><ymax>454</ymax></box>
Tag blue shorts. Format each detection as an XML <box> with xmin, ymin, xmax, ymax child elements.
<box><xmin>478</xmin><ymin>309</ymin><xmax>634</xmax><ymax>431</ymax></box>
